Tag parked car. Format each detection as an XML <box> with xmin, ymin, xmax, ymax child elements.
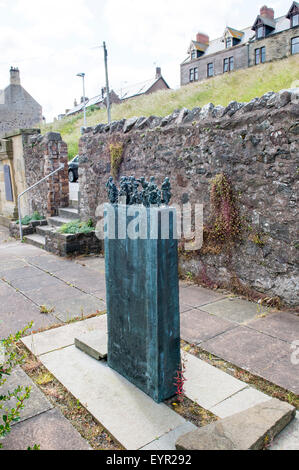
<box><xmin>68</xmin><ymin>155</ymin><xmax>79</xmax><ymax>182</ymax></box>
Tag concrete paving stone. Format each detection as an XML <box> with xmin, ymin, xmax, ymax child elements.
<box><xmin>27</xmin><ymin>254</ymin><xmax>75</xmax><ymax>273</ymax></box>
<box><xmin>270</xmin><ymin>412</ymin><xmax>299</xmax><ymax>450</ymax></box>
<box><xmin>55</xmin><ymin>266</ymin><xmax>106</xmax><ymax>294</ymax></box>
<box><xmin>0</xmin><ymin>281</ymin><xmax>14</xmax><ymax>297</ymax></box>
<box><xmin>22</xmin><ymin>315</ymin><xmax>107</xmax><ymax>356</ymax></box>
<box><xmin>77</xmin><ymin>256</ymin><xmax>105</xmax><ymax>274</ymax></box>
<box><xmin>24</xmin><ymin>283</ymin><xmax>79</xmax><ymax>306</ymax></box>
<box><xmin>210</xmin><ymin>387</ymin><xmax>272</xmax><ymax>418</ymax></box>
<box><xmin>179</xmin><ymin>285</ymin><xmax>226</xmax><ymax>308</ymax></box>
<box><xmin>53</xmin><ymin>295</ymin><xmax>106</xmax><ymax>322</ymax></box>
<box><xmin>93</xmin><ymin>289</ymin><xmax>106</xmax><ymax>303</ymax></box>
<box><xmin>1</xmin><ymin>367</ymin><xmax>53</xmax><ymax>423</ymax></box>
<box><xmin>180</xmin><ymin>309</ymin><xmax>237</xmax><ymax>344</ymax></box>
<box><xmin>180</xmin><ymin>302</ymin><xmax>193</xmax><ymax>314</ymax></box>
<box><xmin>37</xmin><ymin>346</ymin><xmax>187</xmax><ymax>450</ymax></box>
<box><xmin>258</xmin><ymin>354</ymin><xmax>299</xmax><ymax>395</ymax></box>
<box><xmin>247</xmin><ymin>312</ymin><xmax>299</xmax><ymax>344</ymax></box>
<box><xmin>2</xmin><ymin>244</ymin><xmax>43</xmax><ymax>258</ymax></box>
<box><xmin>140</xmin><ymin>422</ymin><xmax>197</xmax><ymax>450</ymax></box>
<box><xmin>176</xmin><ymin>398</ymin><xmax>296</xmax><ymax>450</ymax></box>
<box><xmin>183</xmin><ymin>352</ymin><xmax>247</xmax><ymax>410</ymax></box>
<box><xmin>75</xmin><ymin>329</ymin><xmax>108</xmax><ymax>360</ymax></box>
<box><xmin>0</xmin><ymin>259</ymin><xmax>29</xmax><ymax>275</ymax></box>
<box><xmin>1</xmin><ymin>408</ymin><xmax>91</xmax><ymax>450</ymax></box>
<box><xmin>0</xmin><ymin>301</ymin><xmax>57</xmax><ymax>339</ymax></box>
<box><xmin>0</xmin><ymin>265</ymin><xmax>41</xmax><ymax>282</ymax></box>
<box><xmin>9</xmin><ymin>272</ymin><xmax>65</xmax><ymax>293</ymax></box>
<box><xmin>201</xmin><ymin>326</ymin><xmax>291</xmax><ymax>375</ymax></box>
<box><xmin>200</xmin><ymin>298</ymin><xmax>261</xmax><ymax>324</ymax></box>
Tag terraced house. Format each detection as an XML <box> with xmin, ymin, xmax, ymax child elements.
<box><xmin>181</xmin><ymin>2</ymin><xmax>299</xmax><ymax>85</ymax></box>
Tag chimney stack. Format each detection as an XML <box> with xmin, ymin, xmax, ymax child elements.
<box><xmin>260</xmin><ymin>5</ymin><xmax>274</xmax><ymax>19</ymax></box>
<box><xmin>196</xmin><ymin>32</ymin><xmax>209</xmax><ymax>44</ymax></box>
<box><xmin>10</xmin><ymin>67</ymin><xmax>20</xmax><ymax>85</ymax></box>
<box><xmin>155</xmin><ymin>67</ymin><xmax>162</xmax><ymax>79</ymax></box>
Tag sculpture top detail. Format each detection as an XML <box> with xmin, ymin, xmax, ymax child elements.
<box><xmin>106</xmin><ymin>176</ymin><xmax>172</xmax><ymax>207</ymax></box>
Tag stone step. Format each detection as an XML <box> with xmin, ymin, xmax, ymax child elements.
<box><xmin>36</xmin><ymin>225</ymin><xmax>54</xmax><ymax>236</ymax></box>
<box><xmin>58</xmin><ymin>207</ymin><xmax>79</xmax><ymax>220</ymax></box>
<box><xmin>47</xmin><ymin>216</ymin><xmax>72</xmax><ymax>227</ymax></box>
<box><xmin>75</xmin><ymin>330</ymin><xmax>108</xmax><ymax>361</ymax></box>
<box><xmin>176</xmin><ymin>398</ymin><xmax>296</xmax><ymax>450</ymax></box>
<box><xmin>24</xmin><ymin>233</ymin><xmax>46</xmax><ymax>250</ymax></box>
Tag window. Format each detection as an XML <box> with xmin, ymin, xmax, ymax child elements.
<box><xmin>255</xmin><ymin>47</ymin><xmax>266</xmax><ymax>64</ymax></box>
<box><xmin>191</xmin><ymin>50</ymin><xmax>196</xmax><ymax>60</ymax></box>
<box><xmin>225</xmin><ymin>37</ymin><xmax>232</xmax><ymax>48</ymax></box>
<box><xmin>223</xmin><ymin>58</ymin><xmax>229</xmax><ymax>72</ymax></box>
<box><xmin>291</xmin><ymin>37</ymin><xmax>299</xmax><ymax>54</ymax></box>
<box><xmin>256</xmin><ymin>26</ymin><xmax>264</xmax><ymax>39</ymax></box>
<box><xmin>291</xmin><ymin>14</ymin><xmax>299</xmax><ymax>28</ymax></box>
<box><xmin>189</xmin><ymin>67</ymin><xmax>199</xmax><ymax>82</ymax></box>
<box><xmin>223</xmin><ymin>57</ymin><xmax>234</xmax><ymax>72</ymax></box>
<box><xmin>207</xmin><ymin>63</ymin><xmax>214</xmax><ymax>77</ymax></box>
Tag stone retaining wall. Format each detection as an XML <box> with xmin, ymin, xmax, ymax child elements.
<box><xmin>78</xmin><ymin>89</ymin><xmax>299</xmax><ymax>306</ymax></box>
<box><xmin>45</xmin><ymin>230</ymin><xmax>103</xmax><ymax>257</ymax></box>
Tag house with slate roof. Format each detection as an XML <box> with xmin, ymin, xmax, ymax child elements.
<box><xmin>181</xmin><ymin>2</ymin><xmax>299</xmax><ymax>85</ymax></box>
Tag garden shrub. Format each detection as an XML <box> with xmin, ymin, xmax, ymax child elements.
<box><xmin>58</xmin><ymin>219</ymin><xmax>94</xmax><ymax>235</ymax></box>
<box><xmin>0</xmin><ymin>324</ymin><xmax>32</xmax><ymax>448</ymax></box>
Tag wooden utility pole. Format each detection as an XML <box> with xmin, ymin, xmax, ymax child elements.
<box><xmin>103</xmin><ymin>41</ymin><xmax>111</xmax><ymax>124</ymax></box>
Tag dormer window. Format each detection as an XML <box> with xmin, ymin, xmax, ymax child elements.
<box><xmin>191</xmin><ymin>50</ymin><xmax>197</xmax><ymax>60</ymax></box>
<box><xmin>292</xmin><ymin>13</ymin><xmax>299</xmax><ymax>27</ymax></box>
<box><xmin>225</xmin><ymin>37</ymin><xmax>232</xmax><ymax>48</ymax></box>
<box><xmin>256</xmin><ymin>25</ymin><xmax>265</xmax><ymax>39</ymax></box>
<box><xmin>287</xmin><ymin>2</ymin><xmax>299</xmax><ymax>28</ymax></box>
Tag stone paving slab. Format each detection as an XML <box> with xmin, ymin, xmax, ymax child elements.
<box><xmin>77</xmin><ymin>256</ymin><xmax>105</xmax><ymax>274</ymax></box>
<box><xmin>176</xmin><ymin>398</ymin><xmax>296</xmax><ymax>450</ymax></box>
<box><xmin>179</xmin><ymin>285</ymin><xmax>226</xmax><ymax>308</ymax></box>
<box><xmin>22</xmin><ymin>315</ymin><xmax>107</xmax><ymax>356</ymax></box>
<box><xmin>183</xmin><ymin>353</ymin><xmax>247</xmax><ymax>409</ymax></box>
<box><xmin>0</xmin><ymin>293</ymin><xmax>57</xmax><ymax>339</ymax></box>
<box><xmin>1</xmin><ymin>408</ymin><xmax>91</xmax><ymax>450</ymax></box>
<box><xmin>200</xmin><ymin>298</ymin><xmax>261</xmax><ymax>324</ymax></box>
<box><xmin>36</xmin><ymin>346</ymin><xmax>187</xmax><ymax>450</ymax></box>
<box><xmin>180</xmin><ymin>303</ymin><xmax>193</xmax><ymax>314</ymax></box>
<box><xmin>0</xmin><ymin>259</ymin><xmax>29</xmax><ymax>275</ymax></box>
<box><xmin>140</xmin><ymin>422</ymin><xmax>197</xmax><ymax>450</ymax></box>
<box><xmin>247</xmin><ymin>312</ymin><xmax>299</xmax><ymax>344</ymax></box>
<box><xmin>180</xmin><ymin>309</ymin><xmax>237</xmax><ymax>344</ymax></box>
<box><xmin>209</xmin><ymin>387</ymin><xmax>272</xmax><ymax>418</ymax></box>
<box><xmin>53</xmin><ymin>295</ymin><xmax>106</xmax><ymax>322</ymax></box>
<box><xmin>258</xmin><ymin>354</ymin><xmax>299</xmax><ymax>395</ymax></box>
<box><xmin>75</xmin><ymin>329</ymin><xmax>108</xmax><ymax>360</ymax></box>
<box><xmin>24</xmin><ymin>283</ymin><xmax>79</xmax><ymax>306</ymax></box>
<box><xmin>0</xmin><ymin>265</ymin><xmax>42</xmax><ymax>282</ymax></box>
<box><xmin>201</xmin><ymin>326</ymin><xmax>291</xmax><ymax>374</ymax></box>
<box><xmin>1</xmin><ymin>367</ymin><xmax>53</xmax><ymax>423</ymax></box>
<box><xmin>27</xmin><ymin>254</ymin><xmax>75</xmax><ymax>273</ymax></box>
<box><xmin>270</xmin><ymin>412</ymin><xmax>299</xmax><ymax>450</ymax></box>
<box><xmin>55</xmin><ymin>266</ymin><xmax>106</xmax><ymax>294</ymax></box>
<box><xmin>8</xmin><ymin>272</ymin><xmax>65</xmax><ymax>293</ymax></box>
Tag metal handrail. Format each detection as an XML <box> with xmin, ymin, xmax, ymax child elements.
<box><xmin>18</xmin><ymin>164</ymin><xmax>65</xmax><ymax>240</ymax></box>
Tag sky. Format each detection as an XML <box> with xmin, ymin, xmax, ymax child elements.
<box><xmin>0</xmin><ymin>0</ymin><xmax>290</xmax><ymax>121</ymax></box>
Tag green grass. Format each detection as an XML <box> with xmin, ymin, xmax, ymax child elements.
<box><xmin>58</xmin><ymin>219</ymin><xmax>94</xmax><ymax>234</ymax></box>
<box><xmin>42</xmin><ymin>56</ymin><xmax>299</xmax><ymax>158</ymax></box>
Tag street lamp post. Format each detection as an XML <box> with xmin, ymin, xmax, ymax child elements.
<box><xmin>103</xmin><ymin>42</ymin><xmax>111</xmax><ymax>124</ymax></box>
<box><xmin>77</xmin><ymin>72</ymin><xmax>86</xmax><ymax>127</ymax></box>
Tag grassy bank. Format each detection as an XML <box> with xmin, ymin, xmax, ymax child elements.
<box><xmin>42</xmin><ymin>56</ymin><xmax>299</xmax><ymax>158</ymax></box>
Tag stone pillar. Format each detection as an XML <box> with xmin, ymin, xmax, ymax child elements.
<box><xmin>42</xmin><ymin>132</ymin><xmax>69</xmax><ymax>217</ymax></box>
<box><xmin>105</xmin><ymin>204</ymin><xmax>180</xmax><ymax>403</ymax></box>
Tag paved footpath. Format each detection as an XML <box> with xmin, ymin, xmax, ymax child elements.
<box><xmin>0</xmin><ymin>228</ymin><xmax>298</xmax><ymax>449</ymax></box>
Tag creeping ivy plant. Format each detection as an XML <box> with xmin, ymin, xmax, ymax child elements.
<box><xmin>0</xmin><ymin>323</ymin><xmax>33</xmax><ymax>448</ymax></box>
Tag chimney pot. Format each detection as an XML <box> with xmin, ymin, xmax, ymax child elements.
<box><xmin>260</xmin><ymin>5</ymin><xmax>274</xmax><ymax>19</ymax></box>
<box><xmin>196</xmin><ymin>32</ymin><xmax>209</xmax><ymax>44</ymax></box>
<box><xmin>155</xmin><ymin>67</ymin><xmax>162</xmax><ymax>79</ymax></box>
<box><xmin>10</xmin><ymin>66</ymin><xmax>20</xmax><ymax>85</ymax></box>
